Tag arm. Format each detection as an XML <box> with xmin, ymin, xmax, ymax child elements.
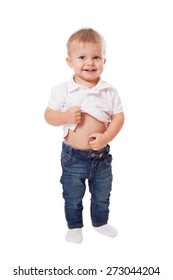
<box><xmin>44</xmin><ymin>106</ymin><xmax>82</xmax><ymax>126</ymax></box>
<box><xmin>89</xmin><ymin>112</ymin><xmax>125</xmax><ymax>150</ymax></box>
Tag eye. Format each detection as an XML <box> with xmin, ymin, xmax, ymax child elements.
<box><xmin>78</xmin><ymin>56</ymin><xmax>86</xmax><ymax>60</ymax></box>
<box><xmin>93</xmin><ymin>56</ymin><xmax>102</xmax><ymax>60</ymax></box>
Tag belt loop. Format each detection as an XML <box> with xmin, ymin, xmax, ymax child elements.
<box><xmin>106</xmin><ymin>144</ymin><xmax>110</xmax><ymax>153</ymax></box>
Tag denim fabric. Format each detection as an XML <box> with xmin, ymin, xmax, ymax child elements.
<box><xmin>60</xmin><ymin>142</ymin><xmax>113</xmax><ymax>229</ymax></box>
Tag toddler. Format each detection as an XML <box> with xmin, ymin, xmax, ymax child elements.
<box><xmin>44</xmin><ymin>28</ymin><xmax>124</xmax><ymax>243</ymax></box>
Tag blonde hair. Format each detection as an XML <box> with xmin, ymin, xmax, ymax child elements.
<box><xmin>66</xmin><ymin>28</ymin><xmax>106</xmax><ymax>55</ymax></box>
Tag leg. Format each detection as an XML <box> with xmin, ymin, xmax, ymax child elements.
<box><xmin>89</xmin><ymin>157</ymin><xmax>113</xmax><ymax>227</ymax></box>
<box><xmin>62</xmin><ymin>170</ymin><xmax>85</xmax><ymax>243</ymax></box>
<box><xmin>89</xmin><ymin>156</ymin><xmax>118</xmax><ymax>237</ymax></box>
<box><xmin>89</xmin><ymin>162</ymin><xmax>112</xmax><ymax>227</ymax></box>
<box><xmin>61</xmin><ymin>165</ymin><xmax>86</xmax><ymax>229</ymax></box>
<box><xmin>60</xmin><ymin>146</ymin><xmax>87</xmax><ymax>229</ymax></box>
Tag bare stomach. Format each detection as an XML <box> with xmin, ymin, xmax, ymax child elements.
<box><xmin>65</xmin><ymin>113</ymin><xmax>106</xmax><ymax>150</ymax></box>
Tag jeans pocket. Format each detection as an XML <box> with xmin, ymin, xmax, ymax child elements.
<box><xmin>61</xmin><ymin>150</ymin><xmax>73</xmax><ymax>166</ymax></box>
<box><xmin>104</xmin><ymin>154</ymin><xmax>113</xmax><ymax>166</ymax></box>
<box><xmin>97</xmin><ymin>154</ymin><xmax>113</xmax><ymax>173</ymax></box>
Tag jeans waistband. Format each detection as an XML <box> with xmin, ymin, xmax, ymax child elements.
<box><xmin>62</xmin><ymin>141</ymin><xmax>110</xmax><ymax>159</ymax></box>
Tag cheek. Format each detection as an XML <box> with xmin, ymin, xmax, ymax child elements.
<box><xmin>98</xmin><ymin>64</ymin><xmax>104</xmax><ymax>71</ymax></box>
<box><xmin>74</xmin><ymin>62</ymin><xmax>83</xmax><ymax>69</ymax></box>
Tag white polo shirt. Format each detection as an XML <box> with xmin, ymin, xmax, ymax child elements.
<box><xmin>48</xmin><ymin>77</ymin><xmax>123</xmax><ymax>137</ymax></box>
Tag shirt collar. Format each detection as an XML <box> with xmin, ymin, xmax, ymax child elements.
<box><xmin>67</xmin><ymin>76</ymin><xmax>112</xmax><ymax>94</ymax></box>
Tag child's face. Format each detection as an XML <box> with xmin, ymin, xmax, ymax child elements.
<box><xmin>66</xmin><ymin>41</ymin><xmax>106</xmax><ymax>87</ymax></box>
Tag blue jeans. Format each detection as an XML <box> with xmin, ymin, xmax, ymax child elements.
<box><xmin>60</xmin><ymin>142</ymin><xmax>113</xmax><ymax>229</ymax></box>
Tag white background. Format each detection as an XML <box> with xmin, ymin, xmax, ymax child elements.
<box><xmin>0</xmin><ymin>0</ymin><xmax>173</xmax><ymax>279</ymax></box>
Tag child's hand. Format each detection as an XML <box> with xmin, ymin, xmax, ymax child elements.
<box><xmin>65</xmin><ymin>106</ymin><xmax>81</xmax><ymax>124</ymax></box>
<box><xmin>88</xmin><ymin>133</ymin><xmax>108</xmax><ymax>150</ymax></box>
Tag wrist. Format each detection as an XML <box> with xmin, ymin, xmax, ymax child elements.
<box><xmin>103</xmin><ymin>132</ymin><xmax>110</xmax><ymax>143</ymax></box>
<box><xmin>64</xmin><ymin>111</ymin><xmax>70</xmax><ymax>123</ymax></box>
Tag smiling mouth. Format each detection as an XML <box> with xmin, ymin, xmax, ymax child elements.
<box><xmin>83</xmin><ymin>69</ymin><xmax>96</xmax><ymax>72</ymax></box>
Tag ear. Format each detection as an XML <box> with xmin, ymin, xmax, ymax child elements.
<box><xmin>66</xmin><ymin>57</ymin><xmax>73</xmax><ymax>68</ymax></box>
<box><xmin>103</xmin><ymin>57</ymin><xmax>106</xmax><ymax>65</ymax></box>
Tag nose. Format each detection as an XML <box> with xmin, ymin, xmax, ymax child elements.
<box><xmin>86</xmin><ymin>58</ymin><xmax>94</xmax><ymax>65</ymax></box>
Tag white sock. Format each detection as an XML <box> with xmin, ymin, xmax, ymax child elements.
<box><xmin>65</xmin><ymin>228</ymin><xmax>83</xmax><ymax>244</ymax></box>
<box><xmin>93</xmin><ymin>224</ymin><xmax>118</xmax><ymax>237</ymax></box>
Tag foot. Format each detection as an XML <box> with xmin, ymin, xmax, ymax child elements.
<box><xmin>65</xmin><ymin>228</ymin><xmax>83</xmax><ymax>244</ymax></box>
<box><xmin>93</xmin><ymin>224</ymin><xmax>118</xmax><ymax>237</ymax></box>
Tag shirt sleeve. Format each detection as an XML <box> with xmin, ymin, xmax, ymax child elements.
<box><xmin>111</xmin><ymin>88</ymin><xmax>123</xmax><ymax>114</ymax></box>
<box><xmin>48</xmin><ymin>83</ymin><xmax>67</xmax><ymax>111</ymax></box>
